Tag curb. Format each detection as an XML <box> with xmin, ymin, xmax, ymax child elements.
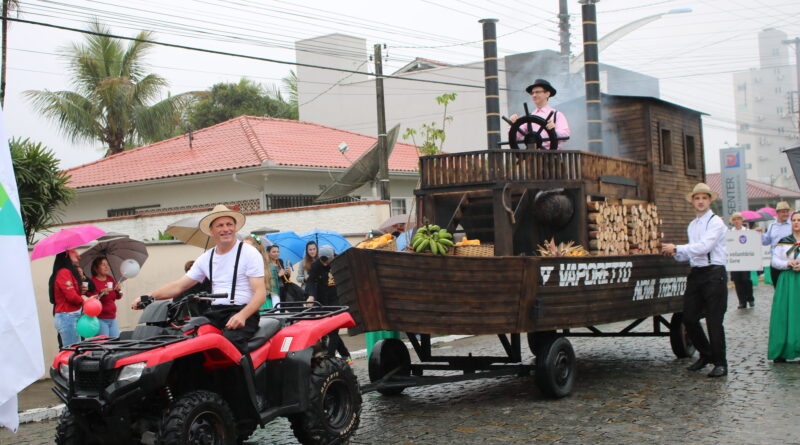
<box><xmin>18</xmin><ymin>334</ymin><xmax>473</xmax><ymax>423</ymax></box>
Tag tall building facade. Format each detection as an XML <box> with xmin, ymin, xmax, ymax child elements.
<box><xmin>734</xmin><ymin>28</ymin><xmax>799</xmax><ymax>191</ymax></box>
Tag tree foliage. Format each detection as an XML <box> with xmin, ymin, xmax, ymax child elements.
<box><xmin>186</xmin><ymin>78</ymin><xmax>297</xmax><ymax>129</ymax></box>
<box><xmin>402</xmin><ymin>93</ymin><xmax>457</xmax><ymax>156</ymax></box>
<box><xmin>9</xmin><ymin>137</ymin><xmax>74</xmax><ymax>244</ymax></box>
<box><xmin>24</xmin><ymin>21</ymin><xmax>195</xmax><ymax>156</ymax></box>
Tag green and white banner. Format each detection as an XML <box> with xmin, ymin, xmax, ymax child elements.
<box><xmin>0</xmin><ymin>111</ymin><xmax>44</xmax><ymax>432</ymax></box>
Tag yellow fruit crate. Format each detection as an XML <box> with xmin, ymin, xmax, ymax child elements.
<box><xmin>453</xmin><ymin>244</ymin><xmax>494</xmax><ymax>257</ymax></box>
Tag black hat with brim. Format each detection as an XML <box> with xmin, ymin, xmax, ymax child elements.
<box><xmin>525</xmin><ymin>79</ymin><xmax>556</xmax><ymax>97</ymax></box>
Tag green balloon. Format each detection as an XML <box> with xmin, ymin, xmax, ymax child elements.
<box><xmin>76</xmin><ymin>315</ymin><xmax>100</xmax><ymax>338</ymax></box>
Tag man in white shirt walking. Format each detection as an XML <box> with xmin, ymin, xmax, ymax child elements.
<box><xmin>662</xmin><ymin>183</ymin><xmax>729</xmax><ymax>377</ymax></box>
<box><xmin>757</xmin><ymin>201</ymin><xmax>793</xmax><ymax>286</ymax></box>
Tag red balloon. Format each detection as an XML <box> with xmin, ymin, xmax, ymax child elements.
<box><xmin>83</xmin><ymin>298</ymin><xmax>102</xmax><ymax>317</ymax></box>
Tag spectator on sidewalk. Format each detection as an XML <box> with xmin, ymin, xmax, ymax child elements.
<box><xmin>295</xmin><ymin>241</ymin><xmax>318</xmax><ymax>290</ymax></box>
<box><xmin>89</xmin><ymin>256</ymin><xmax>123</xmax><ymax>337</ymax></box>
<box><xmin>729</xmin><ymin>212</ymin><xmax>755</xmax><ymax>309</ymax></box>
<box><xmin>305</xmin><ymin>245</ymin><xmax>352</xmax><ymax>364</ymax></box>
<box><xmin>49</xmin><ymin>249</ymin><xmax>89</xmax><ymax>347</ymax></box>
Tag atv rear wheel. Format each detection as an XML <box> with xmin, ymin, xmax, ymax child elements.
<box><xmin>157</xmin><ymin>390</ymin><xmax>237</xmax><ymax>445</ymax></box>
<box><xmin>289</xmin><ymin>357</ymin><xmax>361</xmax><ymax>445</ymax></box>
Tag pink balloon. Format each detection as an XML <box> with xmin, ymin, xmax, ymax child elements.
<box><xmin>83</xmin><ymin>298</ymin><xmax>102</xmax><ymax>317</ymax></box>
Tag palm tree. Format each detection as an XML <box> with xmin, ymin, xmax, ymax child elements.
<box><xmin>25</xmin><ymin>21</ymin><xmax>195</xmax><ymax>156</ymax></box>
<box><xmin>1</xmin><ymin>0</ymin><xmax>21</xmax><ymax>107</ymax></box>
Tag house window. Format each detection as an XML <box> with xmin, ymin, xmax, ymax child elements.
<box><xmin>739</xmin><ymin>123</ymin><xmax>749</xmax><ymax>131</ymax></box>
<box><xmin>107</xmin><ymin>204</ymin><xmax>160</xmax><ymax>218</ymax></box>
<box><xmin>742</xmin><ymin>143</ymin><xmax>751</xmax><ymax>150</ymax></box>
<box><xmin>737</xmin><ymin>83</ymin><xmax>747</xmax><ymax>91</ymax></box>
<box><xmin>684</xmin><ymin>135</ymin><xmax>698</xmax><ymax>174</ymax></box>
<box><xmin>746</xmin><ymin>163</ymin><xmax>752</xmax><ymax>169</ymax></box>
<box><xmin>391</xmin><ymin>198</ymin><xmax>408</xmax><ymax>216</ymax></box>
<box><xmin>775</xmin><ymin>86</ymin><xmax>782</xmax><ymax>94</ymax></box>
<box><xmin>659</xmin><ymin>127</ymin><xmax>673</xmax><ymax>167</ymax></box>
<box><xmin>781</xmin><ymin>166</ymin><xmax>788</xmax><ymax>174</ymax></box>
<box><xmin>265</xmin><ymin>194</ymin><xmax>360</xmax><ymax>210</ymax></box>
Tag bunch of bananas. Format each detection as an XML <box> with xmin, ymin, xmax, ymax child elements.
<box><xmin>411</xmin><ymin>224</ymin><xmax>453</xmax><ymax>255</ymax></box>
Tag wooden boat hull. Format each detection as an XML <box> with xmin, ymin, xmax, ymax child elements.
<box><xmin>332</xmin><ymin>248</ymin><xmax>689</xmax><ymax>335</ymax></box>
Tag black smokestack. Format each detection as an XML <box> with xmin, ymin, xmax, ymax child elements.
<box><xmin>580</xmin><ymin>1</ymin><xmax>603</xmax><ymax>154</ymax></box>
<box><xmin>480</xmin><ymin>18</ymin><xmax>500</xmax><ymax>150</ymax></box>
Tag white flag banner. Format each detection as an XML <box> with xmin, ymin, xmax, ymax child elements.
<box><xmin>0</xmin><ymin>109</ymin><xmax>45</xmax><ymax>432</ymax></box>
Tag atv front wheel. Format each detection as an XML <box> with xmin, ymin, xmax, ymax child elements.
<box><xmin>289</xmin><ymin>357</ymin><xmax>362</xmax><ymax>445</ymax></box>
<box><xmin>157</xmin><ymin>390</ymin><xmax>237</xmax><ymax>445</ymax></box>
<box><xmin>55</xmin><ymin>408</ymin><xmax>100</xmax><ymax>444</ymax></box>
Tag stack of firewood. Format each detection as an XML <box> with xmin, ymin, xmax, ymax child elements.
<box><xmin>627</xmin><ymin>202</ymin><xmax>663</xmax><ymax>254</ymax></box>
<box><xmin>587</xmin><ymin>201</ymin><xmax>629</xmax><ymax>255</ymax></box>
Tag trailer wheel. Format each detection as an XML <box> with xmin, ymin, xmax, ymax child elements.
<box><xmin>527</xmin><ymin>331</ymin><xmax>557</xmax><ymax>356</ymax></box>
<box><xmin>289</xmin><ymin>357</ymin><xmax>361</xmax><ymax>445</ymax></box>
<box><xmin>535</xmin><ymin>336</ymin><xmax>576</xmax><ymax>399</ymax></box>
<box><xmin>669</xmin><ymin>312</ymin><xmax>696</xmax><ymax>358</ymax></box>
<box><xmin>157</xmin><ymin>390</ymin><xmax>236</xmax><ymax>445</ymax></box>
<box><xmin>368</xmin><ymin>338</ymin><xmax>411</xmax><ymax>396</ymax></box>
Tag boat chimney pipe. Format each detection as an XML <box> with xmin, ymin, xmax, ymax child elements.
<box><xmin>480</xmin><ymin>18</ymin><xmax>501</xmax><ymax>150</ymax></box>
<box><xmin>580</xmin><ymin>1</ymin><xmax>603</xmax><ymax>154</ymax></box>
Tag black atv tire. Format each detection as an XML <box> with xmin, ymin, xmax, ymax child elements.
<box><xmin>289</xmin><ymin>357</ymin><xmax>362</xmax><ymax>445</ymax></box>
<box><xmin>55</xmin><ymin>408</ymin><xmax>99</xmax><ymax>444</ymax></box>
<box><xmin>157</xmin><ymin>390</ymin><xmax>237</xmax><ymax>445</ymax></box>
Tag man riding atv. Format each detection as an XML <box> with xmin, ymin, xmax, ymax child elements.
<box><xmin>52</xmin><ymin>205</ymin><xmax>362</xmax><ymax>444</ymax></box>
<box><xmin>131</xmin><ymin>204</ymin><xmax>266</xmax><ymax>352</ymax></box>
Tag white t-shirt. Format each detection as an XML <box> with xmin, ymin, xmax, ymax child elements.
<box><xmin>186</xmin><ymin>241</ymin><xmax>264</xmax><ymax>306</ymax></box>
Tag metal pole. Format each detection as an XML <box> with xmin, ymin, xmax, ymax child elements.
<box><xmin>479</xmin><ymin>18</ymin><xmax>500</xmax><ymax>150</ymax></box>
<box><xmin>559</xmin><ymin>0</ymin><xmax>571</xmax><ymax>75</ymax></box>
<box><xmin>580</xmin><ymin>0</ymin><xmax>603</xmax><ymax>154</ymax></box>
<box><xmin>374</xmin><ymin>43</ymin><xmax>390</xmax><ymax>201</ymax></box>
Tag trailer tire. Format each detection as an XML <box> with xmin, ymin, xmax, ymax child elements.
<box><xmin>535</xmin><ymin>336</ymin><xmax>576</xmax><ymax>399</ymax></box>
<box><xmin>157</xmin><ymin>390</ymin><xmax>236</xmax><ymax>445</ymax></box>
<box><xmin>289</xmin><ymin>357</ymin><xmax>361</xmax><ymax>445</ymax></box>
<box><xmin>669</xmin><ymin>312</ymin><xmax>696</xmax><ymax>358</ymax></box>
<box><xmin>369</xmin><ymin>338</ymin><xmax>411</xmax><ymax>396</ymax></box>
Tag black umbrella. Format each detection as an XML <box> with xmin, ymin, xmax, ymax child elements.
<box><xmin>79</xmin><ymin>237</ymin><xmax>148</xmax><ymax>282</ymax></box>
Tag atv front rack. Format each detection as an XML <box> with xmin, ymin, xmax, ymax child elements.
<box><xmin>259</xmin><ymin>302</ymin><xmax>349</xmax><ymax>323</ymax></box>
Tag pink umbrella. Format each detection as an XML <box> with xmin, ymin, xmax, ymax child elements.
<box><xmin>757</xmin><ymin>207</ymin><xmax>777</xmax><ymax>217</ymax></box>
<box><xmin>30</xmin><ymin>225</ymin><xmax>107</xmax><ymax>261</ymax></box>
<box><xmin>739</xmin><ymin>210</ymin><xmax>763</xmax><ymax>221</ymax></box>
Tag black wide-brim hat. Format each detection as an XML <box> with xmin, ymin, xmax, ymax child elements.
<box><xmin>525</xmin><ymin>79</ymin><xmax>556</xmax><ymax>97</ymax></box>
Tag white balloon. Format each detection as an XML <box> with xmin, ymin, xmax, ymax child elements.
<box><xmin>120</xmin><ymin>259</ymin><xmax>141</xmax><ymax>279</ymax></box>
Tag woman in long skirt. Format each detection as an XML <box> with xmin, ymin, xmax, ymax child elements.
<box><xmin>767</xmin><ymin>211</ymin><xmax>800</xmax><ymax>362</ymax></box>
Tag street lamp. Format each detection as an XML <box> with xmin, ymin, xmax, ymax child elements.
<box><xmin>569</xmin><ymin>8</ymin><xmax>693</xmax><ymax>73</ymax></box>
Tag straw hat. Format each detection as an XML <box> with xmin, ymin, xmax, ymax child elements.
<box><xmin>685</xmin><ymin>183</ymin><xmax>718</xmax><ymax>203</ymax></box>
<box><xmin>729</xmin><ymin>212</ymin><xmax>744</xmax><ymax>223</ymax></box>
<box><xmin>776</xmin><ymin>201</ymin><xmax>791</xmax><ymax>211</ymax></box>
<box><xmin>199</xmin><ymin>205</ymin><xmax>246</xmax><ymax>236</ymax></box>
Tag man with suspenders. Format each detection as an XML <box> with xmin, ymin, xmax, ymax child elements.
<box><xmin>662</xmin><ymin>183</ymin><xmax>729</xmax><ymax>377</ymax></box>
<box><xmin>509</xmin><ymin>78</ymin><xmax>570</xmax><ymax>150</ymax></box>
<box><xmin>132</xmin><ymin>205</ymin><xmax>266</xmax><ymax>353</ymax></box>
<box><xmin>757</xmin><ymin>201</ymin><xmax>793</xmax><ymax>286</ymax></box>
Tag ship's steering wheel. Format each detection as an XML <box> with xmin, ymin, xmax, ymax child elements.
<box><xmin>506</xmin><ymin>113</ymin><xmax>560</xmax><ymax>150</ymax></box>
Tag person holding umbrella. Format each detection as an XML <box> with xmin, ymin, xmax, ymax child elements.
<box><xmin>49</xmin><ymin>249</ymin><xmax>90</xmax><ymax>347</ymax></box>
<box><xmin>89</xmin><ymin>256</ymin><xmax>123</xmax><ymax>337</ymax></box>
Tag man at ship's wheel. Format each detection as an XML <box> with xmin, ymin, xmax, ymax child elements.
<box><xmin>509</xmin><ymin>78</ymin><xmax>570</xmax><ymax>150</ymax></box>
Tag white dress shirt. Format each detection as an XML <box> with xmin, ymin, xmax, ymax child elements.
<box><xmin>762</xmin><ymin>220</ymin><xmax>791</xmax><ymax>248</ymax></box>
<box><xmin>674</xmin><ymin>210</ymin><xmax>728</xmax><ymax>267</ymax></box>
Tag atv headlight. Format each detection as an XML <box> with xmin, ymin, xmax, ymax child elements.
<box><xmin>59</xmin><ymin>363</ymin><xmax>69</xmax><ymax>380</ymax></box>
<box><xmin>117</xmin><ymin>362</ymin><xmax>146</xmax><ymax>383</ymax></box>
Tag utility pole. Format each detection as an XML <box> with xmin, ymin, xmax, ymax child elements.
<box><xmin>559</xmin><ymin>0</ymin><xmax>571</xmax><ymax>75</ymax></box>
<box><xmin>374</xmin><ymin>43</ymin><xmax>390</xmax><ymax>201</ymax></box>
<box><xmin>783</xmin><ymin>37</ymin><xmax>800</xmax><ymax>136</ymax></box>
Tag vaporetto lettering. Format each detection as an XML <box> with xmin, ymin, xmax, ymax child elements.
<box><xmin>540</xmin><ymin>261</ymin><xmax>633</xmax><ymax>287</ymax></box>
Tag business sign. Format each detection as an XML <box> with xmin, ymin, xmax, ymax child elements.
<box><xmin>726</xmin><ymin>229</ymin><xmax>763</xmax><ymax>271</ymax></box>
<box><xmin>719</xmin><ymin>147</ymin><xmax>748</xmax><ymax>222</ymax></box>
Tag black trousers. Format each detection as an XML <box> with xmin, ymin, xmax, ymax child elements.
<box><xmin>730</xmin><ymin>271</ymin><xmax>754</xmax><ymax>306</ymax></box>
<box><xmin>771</xmin><ymin>267</ymin><xmax>784</xmax><ymax>288</ymax></box>
<box><xmin>682</xmin><ymin>265</ymin><xmax>728</xmax><ymax>366</ymax></box>
<box><xmin>204</xmin><ymin>305</ymin><xmax>260</xmax><ymax>353</ymax></box>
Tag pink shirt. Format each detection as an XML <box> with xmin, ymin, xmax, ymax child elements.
<box><xmin>515</xmin><ymin>104</ymin><xmax>570</xmax><ymax>150</ymax></box>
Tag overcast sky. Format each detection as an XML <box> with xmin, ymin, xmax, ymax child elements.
<box><xmin>3</xmin><ymin>0</ymin><xmax>800</xmax><ymax>172</ymax></box>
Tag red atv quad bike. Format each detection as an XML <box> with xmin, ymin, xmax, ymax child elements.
<box><xmin>51</xmin><ymin>292</ymin><xmax>362</xmax><ymax>445</ymax></box>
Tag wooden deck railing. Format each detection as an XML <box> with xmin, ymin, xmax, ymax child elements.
<box><xmin>419</xmin><ymin>150</ymin><xmax>649</xmax><ymax>189</ymax></box>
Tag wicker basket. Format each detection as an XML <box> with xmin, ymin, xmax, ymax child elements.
<box><xmin>453</xmin><ymin>244</ymin><xmax>495</xmax><ymax>257</ymax></box>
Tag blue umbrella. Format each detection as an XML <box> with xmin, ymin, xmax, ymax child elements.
<box><xmin>262</xmin><ymin>231</ymin><xmax>305</xmax><ymax>265</ymax></box>
<box><xmin>299</xmin><ymin>229</ymin><xmax>352</xmax><ymax>254</ymax></box>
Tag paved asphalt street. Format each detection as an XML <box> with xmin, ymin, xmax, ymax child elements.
<box><xmin>4</xmin><ymin>283</ymin><xmax>800</xmax><ymax>444</ymax></box>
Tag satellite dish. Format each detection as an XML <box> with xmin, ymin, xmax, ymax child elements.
<box><xmin>316</xmin><ymin>124</ymin><xmax>401</xmax><ymax>203</ymax></box>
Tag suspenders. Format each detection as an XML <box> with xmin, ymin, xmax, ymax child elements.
<box><xmin>208</xmin><ymin>242</ymin><xmax>245</xmax><ymax>304</ymax></box>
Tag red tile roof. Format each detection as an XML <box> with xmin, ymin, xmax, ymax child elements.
<box><xmin>65</xmin><ymin>116</ymin><xmax>420</xmax><ymax>189</ymax></box>
<box><xmin>706</xmin><ymin>173</ymin><xmax>800</xmax><ymax>200</ymax></box>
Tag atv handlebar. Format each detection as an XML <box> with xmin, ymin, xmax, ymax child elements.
<box><xmin>135</xmin><ymin>292</ymin><xmax>229</xmax><ymax>310</ymax></box>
